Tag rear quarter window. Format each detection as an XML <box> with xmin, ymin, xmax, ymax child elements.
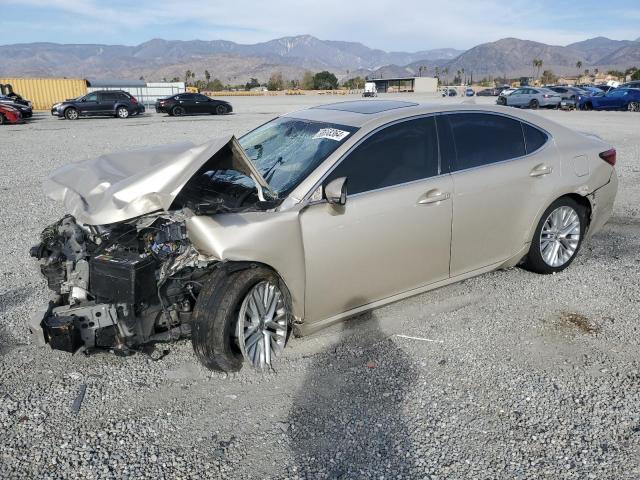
<box><xmin>522</xmin><ymin>123</ymin><xmax>548</xmax><ymax>154</ymax></box>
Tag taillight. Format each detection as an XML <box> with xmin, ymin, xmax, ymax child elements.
<box><xmin>130</xmin><ymin>96</ymin><xmax>138</xmax><ymax>104</ymax></box>
<box><xmin>599</xmin><ymin>148</ymin><xmax>616</xmax><ymax>166</ymax></box>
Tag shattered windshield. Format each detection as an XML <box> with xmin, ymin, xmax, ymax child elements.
<box><xmin>239</xmin><ymin>117</ymin><xmax>358</xmax><ymax>196</ymax></box>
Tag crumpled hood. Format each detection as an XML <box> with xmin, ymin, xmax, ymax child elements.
<box><xmin>45</xmin><ymin>135</ymin><xmax>271</xmax><ymax>225</ymax></box>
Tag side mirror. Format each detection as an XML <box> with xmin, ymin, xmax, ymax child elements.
<box><xmin>81</xmin><ymin>98</ymin><xmax>87</xmax><ymax>102</ymax></box>
<box><xmin>324</xmin><ymin>177</ymin><xmax>347</xmax><ymax>206</ymax></box>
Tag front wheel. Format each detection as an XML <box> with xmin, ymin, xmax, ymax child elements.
<box><xmin>0</xmin><ymin>114</ymin><xmax>4</xmax><ymax>125</ymax></box>
<box><xmin>191</xmin><ymin>266</ymin><xmax>292</xmax><ymax>372</ymax></box>
<box><xmin>524</xmin><ymin>197</ymin><xmax>587</xmax><ymax>274</ymax></box>
<box><xmin>215</xmin><ymin>104</ymin><xmax>228</xmax><ymax>115</ymax></box>
<box><xmin>64</xmin><ymin>108</ymin><xmax>79</xmax><ymax>120</ymax></box>
<box><xmin>627</xmin><ymin>101</ymin><xmax>640</xmax><ymax>112</ymax></box>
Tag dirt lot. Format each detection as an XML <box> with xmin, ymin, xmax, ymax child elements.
<box><xmin>1</xmin><ymin>94</ymin><xmax>639</xmax><ymax>479</ymax></box>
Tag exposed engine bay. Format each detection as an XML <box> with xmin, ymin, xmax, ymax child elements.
<box><xmin>30</xmin><ymin>211</ymin><xmax>217</xmax><ymax>354</ymax></box>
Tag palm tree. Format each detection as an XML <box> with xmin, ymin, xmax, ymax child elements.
<box><xmin>461</xmin><ymin>68</ymin><xmax>465</xmax><ymax>84</ymax></box>
<box><xmin>434</xmin><ymin>66</ymin><xmax>440</xmax><ymax>80</ymax></box>
<box><xmin>443</xmin><ymin>67</ymin><xmax>449</xmax><ymax>85</ymax></box>
<box><xmin>576</xmin><ymin>61</ymin><xmax>582</xmax><ymax>78</ymax></box>
<box><xmin>184</xmin><ymin>69</ymin><xmax>192</xmax><ymax>85</ymax></box>
<box><xmin>532</xmin><ymin>59</ymin><xmax>543</xmax><ymax>80</ymax></box>
<box><xmin>456</xmin><ymin>70</ymin><xmax>461</xmax><ymax>84</ymax></box>
<box><xmin>204</xmin><ymin>70</ymin><xmax>211</xmax><ymax>82</ymax></box>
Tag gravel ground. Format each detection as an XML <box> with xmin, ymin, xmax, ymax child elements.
<box><xmin>1</xmin><ymin>94</ymin><xmax>639</xmax><ymax>479</ymax></box>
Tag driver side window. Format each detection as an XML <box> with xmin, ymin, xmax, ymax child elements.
<box><xmin>84</xmin><ymin>93</ymin><xmax>98</xmax><ymax>102</ymax></box>
<box><xmin>325</xmin><ymin>116</ymin><xmax>439</xmax><ymax>196</ymax></box>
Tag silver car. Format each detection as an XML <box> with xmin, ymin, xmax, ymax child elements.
<box><xmin>500</xmin><ymin>87</ymin><xmax>562</xmax><ymax>109</ymax></box>
<box><xmin>30</xmin><ymin>100</ymin><xmax>618</xmax><ymax>372</ymax></box>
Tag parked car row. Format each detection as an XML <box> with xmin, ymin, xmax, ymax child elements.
<box><xmin>0</xmin><ymin>92</ymin><xmax>33</xmax><ymax>124</ymax></box>
<box><xmin>48</xmin><ymin>90</ymin><xmax>232</xmax><ymax>120</ymax></box>
<box><xmin>497</xmin><ymin>84</ymin><xmax>640</xmax><ymax>112</ymax></box>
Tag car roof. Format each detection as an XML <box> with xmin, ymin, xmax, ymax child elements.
<box><xmin>284</xmin><ymin>100</ymin><xmax>563</xmax><ymax>128</ymax></box>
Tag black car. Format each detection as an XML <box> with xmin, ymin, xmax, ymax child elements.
<box><xmin>0</xmin><ymin>94</ymin><xmax>33</xmax><ymax>118</ymax></box>
<box><xmin>155</xmin><ymin>93</ymin><xmax>233</xmax><ymax>116</ymax></box>
<box><xmin>51</xmin><ymin>90</ymin><xmax>145</xmax><ymax>120</ymax></box>
<box><xmin>476</xmin><ymin>88</ymin><xmax>499</xmax><ymax>96</ymax></box>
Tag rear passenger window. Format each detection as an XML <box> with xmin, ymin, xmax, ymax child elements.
<box><xmin>101</xmin><ymin>93</ymin><xmax>117</xmax><ymax>101</ymax></box>
<box><xmin>325</xmin><ymin>116</ymin><xmax>439</xmax><ymax>195</ymax></box>
<box><xmin>522</xmin><ymin>123</ymin><xmax>548</xmax><ymax>154</ymax></box>
<box><xmin>443</xmin><ymin>113</ymin><xmax>526</xmax><ymax>171</ymax></box>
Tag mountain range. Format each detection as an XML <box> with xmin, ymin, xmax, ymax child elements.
<box><xmin>0</xmin><ymin>35</ymin><xmax>638</xmax><ymax>83</ymax></box>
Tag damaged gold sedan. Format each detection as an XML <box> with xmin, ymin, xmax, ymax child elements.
<box><xmin>30</xmin><ymin>101</ymin><xmax>618</xmax><ymax>371</ymax></box>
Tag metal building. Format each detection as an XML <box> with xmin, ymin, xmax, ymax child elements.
<box><xmin>86</xmin><ymin>80</ymin><xmax>186</xmax><ymax>106</ymax></box>
<box><xmin>369</xmin><ymin>76</ymin><xmax>438</xmax><ymax>94</ymax></box>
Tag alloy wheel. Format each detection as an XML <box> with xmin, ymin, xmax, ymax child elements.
<box><xmin>539</xmin><ymin>206</ymin><xmax>581</xmax><ymax>267</ymax></box>
<box><xmin>237</xmin><ymin>281</ymin><xmax>289</xmax><ymax>369</ymax></box>
<box><xmin>65</xmin><ymin>108</ymin><xmax>78</xmax><ymax>120</ymax></box>
<box><xmin>117</xmin><ymin>107</ymin><xmax>129</xmax><ymax>118</ymax></box>
<box><xmin>173</xmin><ymin>106</ymin><xmax>185</xmax><ymax>116</ymax></box>
<box><xmin>628</xmin><ymin>102</ymin><xmax>640</xmax><ymax>112</ymax></box>
<box><xmin>216</xmin><ymin>104</ymin><xmax>227</xmax><ymax>115</ymax></box>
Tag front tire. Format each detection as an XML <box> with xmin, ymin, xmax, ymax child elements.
<box><xmin>191</xmin><ymin>265</ymin><xmax>292</xmax><ymax>372</ymax></box>
<box><xmin>529</xmin><ymin>99</ymin><xmax>539</xmax><ymax>109</ymax></box>
<box><xmin>627</xmin><ymin>101</ymin><xmax>640</xmax><ymax>112</ymax></box>
<box><xmin>171</xmin><ymin>106</ymin><xmax>185</xmax><ymax>116</ymax></box>
<box><xmin>215</xmin><ymin>104</ymin><xmax>228</xmax><ymax>115</ymax></box>
<box><xmin>524</xmin><ymin>197</ymin><xmax>587</xmax><ymax>274</ymax></box>
<box><xmin>64</xmin><ymin>108</ymin><xmax>79</xmax><ymax>120</ymax></box>
<box><xmin>0</xmin><ymin>114</ymin><xmax>4</xmax><ymax>125</ymax></box>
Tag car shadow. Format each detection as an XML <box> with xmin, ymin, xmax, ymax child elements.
<box><xmin>286</xmin><ymin>303</ymin><xmax>418</xmax><ymax>478</ymax></box>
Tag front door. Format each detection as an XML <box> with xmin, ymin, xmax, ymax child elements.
<box><xmin>300</xmin><ymin>116</ymin><xmax>453</xmax><ymax>323</ymax></box>
<box><xmin>79</xmin><ymin>92</ymin><xmax>100</xmax><ymax>115</ymax></box>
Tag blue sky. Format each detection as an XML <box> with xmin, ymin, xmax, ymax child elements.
<box><xmin>1</xmin><ymin>0</ymin><xmax>638</xmax><ymax>50</ymax></box>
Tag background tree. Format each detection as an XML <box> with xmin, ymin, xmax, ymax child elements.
<box><xmin>607</xmin><ymin>70</ymin><xmax>624</xmax><ymax>80</ymax></box>
<box><xmin>204</xmin><ymin>70</ymin><xmax>211</xmax><ymax>83</ymax></box>
<box><xmin>245</xmin><ymin>77</ymin><xmax>260</xmax><ymax>90</ymax></box>
<box><xmin>540</xmin><ymin>70</ymin><xmax>557</xmax><ymax>85</ymax></box>
<box><xmin>209</xmin><ymin>78</ymin><xmax>224</xmax><ymax>91</ymax></box>
<box><xmin>301</xmin><ymin>71</ymin><xmax>315</xmax><ymax>90</ymax></box>
<box><xmin>184</xmin><ymin>69</ymin><xmax>192</xmax><ymax>85</ymax></box>
<box><xmin>442</xmin><ymin>67</ymin><xmax>449</xmax><ymax>85</ymax></box>
<box><xmin>576</xmin><ymin>61</ymin><xmax>582</xmax><ymax>77</ymax></box>
<box><xmin>313</xmin><ymin>71</ymin><xmax>338</xmax><ymax>90</ymax></box>
<box><xmin>343</xmin><ymin>76</ymin><xmax>365</xmax><ymax>89</ymax></box>
<box><xmin>532</xmin><ymin>59</ymin><xmax>543</xmax><ymax>79</ymax></box>
<box><xmin>267</xmin><ymin>72</ymin><xmax>284</xmax><ymax>91</ymax></box>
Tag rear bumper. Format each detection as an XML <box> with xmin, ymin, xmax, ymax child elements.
<box><xmin>586</xmin><ymin>171</ymin><xmax>618</xmax><ymax>239</ymax></box>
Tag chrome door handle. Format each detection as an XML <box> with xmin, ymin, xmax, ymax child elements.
<box><xmin>418</xmin><ymin>191</ymin><xmax>451</xmax><ymax>205</ymax></box>
<box><xmin>530</xmin><ymin>164</ymin><xmax>553</xmax><ymax>177</ymax></box>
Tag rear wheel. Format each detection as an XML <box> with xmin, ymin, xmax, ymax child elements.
<box><xmin>583</xmin><ymin>102</ymin><xmax>593</xmax><ymax>111</ymax></box>
<box><xmin>64</xmin><ymin>108</ymin><xmax>79</xmax><ymax>120</ymax></box>
<box><xmin>171</xmin><ymin>106</ymin><xmax>185</xmax><ymax>116</ymax></box>
<box><xmin>497</xmin><ymin>96</ymin><xmax>506</xmax><ymax>105</ymax></box>
<box><xmin>628</xmin><ymin>101</ymin><xmax>640</xmax><ymax>112</ymax></box>
<box><xmin>0</xmin><ymin>114</ymin><xmax>4</xmax><ymax>125</ymax></box>
<box><xmin>524</xmin><ymin>197</ymin><xmax>587</xmax><ymax>274</ymax></box>
<box><xmin>116</xmin><ymin>106</ymin><xmax>129</xmax><ymax>118</ymax></box>
<box><xmin>191</xmin><ymin>265</ymin><xmax>292</xmax><ymax>372</ymax></box>
<box><xmin>529</xmin><ymin>99</ymin><xmax>539</xmax><ymax>109</ymax></box>
<box><xmin>215</xmin><ymin>104</ymin><xmax>228</xmax><ymax>115</ymax></box>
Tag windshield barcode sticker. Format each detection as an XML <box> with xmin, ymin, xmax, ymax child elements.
<box><xmin>312</xmin><ymin>128</ymin><xmax>351</xmax><ymax>142</ymax></box>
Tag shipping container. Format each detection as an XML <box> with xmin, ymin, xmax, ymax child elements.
<box><xmin>0</xmin><ymin>78</ymin><xmax>87</xmax><ymax>111</ymax></box>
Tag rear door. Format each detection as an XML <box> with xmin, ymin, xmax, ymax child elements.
<box><xmin>97</xmin><ymin>92</ymin><xmax>117</xmax><ymax>114</ymax></box>
<box><xmin>300</xmin><ymin>116</ymin><xmax>453</xmax><ymax>323</ymax></box>
<box><xmin>438</xmin><ymin>112</ymin><xmax>556</xmax><ymax>276</ymax></box>
<box><xmin>193</xmin><ymin>94</ymin><xmax>212</xmax><ymax>113</ymax></box>
<box><xmin>508</xmin><ymin>89</ymin><xmax>527</xmax><ymax>106</ymax></box>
